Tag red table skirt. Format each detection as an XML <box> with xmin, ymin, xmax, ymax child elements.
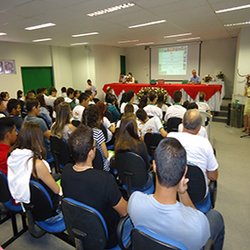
<box><xmin>102</xmin><ymin>83</ymin><xmax>222</xmax><ymax>102</ymax></box>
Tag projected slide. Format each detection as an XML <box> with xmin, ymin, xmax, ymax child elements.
<box><xmin>159</xmin><ymin>46</ymin><xmax>188</xmax><ymax>75</ymax></box>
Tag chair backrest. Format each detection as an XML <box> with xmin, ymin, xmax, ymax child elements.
<box><xmin>186</xmin><ymin>164</ymin><xmax>206</xmax><ymax>203</ymax></box>
<box><xmin>144</xmin><ymin>133</ymin><xmax>163</xmax><ymax>158</ymax></box>
<box><xmin>114</xmin><ymin>152</ymin><xmax>149</xmax><ymax>191</ymax></box>
<box><xmin>50</xmin><ymin>135</ymin><xmax>73</xmax><ymax>169</ymax></box>
<box><xmin>131</xmin><ymin>226</ymin><xmax>188</xmax><ymax>250</ymax></box>
<box><xmin>166</xmin><ymin>117</ymin><xmax>182</xmax><ymax>133</ymax></box>
<box><xmin>26</xmin><ymin>180</ymin><xmax>55</xmax><ymax>221</ymax></box>
<box><xmin>0</xmin><ymin>171</ymin><xmax>11</xmax><ymax>203</ymax></box>
<box><xmin>62</xmin><ymin>198</ymin><xmax>108</xmax><ymax>250</ymax></box>
<box><xmin>93</xmin><ymin>148</ymin><xmax>104</xmax><ymax>170</ymax></box>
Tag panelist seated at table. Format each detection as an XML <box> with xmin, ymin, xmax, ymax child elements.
<box><xmin>190</xmin><ymin>69</ymin><xmax>201</xmax><ymax>84</ymax></box>
<box><xmin>125</xmin><ymin>72</ymin><xmax>135</xmax><ymax>83</ymax></box>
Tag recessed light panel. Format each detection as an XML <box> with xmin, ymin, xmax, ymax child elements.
<box><xmin>215</xmin><ymin>4</ymin><xmax>250</xmax><ymax>14</ymax></box>
<box><xmin>32</xmin><ymin>38</ymin><xmax>52</xmax><ymax>42</ymax></box>
<box><xmin>25</xmin><ymin>23</ymin><xmax>56</xmax><ymax>31</ymax></box>
<box><xmin>164</xmin><ymin>33</ymin><xmax>192</xmax><ymax>38</ymax></box>
<box><xmin>72</xmin><ymin>32</ymin><xmax>99</xmax><ymax>38</ymax></box>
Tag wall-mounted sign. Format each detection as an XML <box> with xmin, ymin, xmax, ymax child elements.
<box><xmin>0</xmin><ymin>60</ymin><xmax>16</xmax><ymax>74</ymax></box>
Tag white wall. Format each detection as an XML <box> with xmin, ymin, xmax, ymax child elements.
<box><xmin>125</xmin><ymin>46</ymin><xmax>149</xmax><ymax>83</ymax></box>
<box><xmin>0</xmin><ymin>41</ymin><xmax>52</xmax><ymax>97</ymax></box>
<box><xmin>200</xmin><ymin>38</ymin><xmax>236</xmax><ymax>98</ymax></box>
<box><xmin>233</xmin><ymin>27</ymin><xmax>250</xmax><ymax>102</ymax></box>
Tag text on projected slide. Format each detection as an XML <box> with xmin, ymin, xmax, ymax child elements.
<box><xmin>159</xmin><ymin>46</ymin><xmax>188</xmax><ymax>75</ymax></box>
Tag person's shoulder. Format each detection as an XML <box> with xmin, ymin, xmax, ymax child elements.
<box><xmin>129</xmin><ymin>191</ymin><xmax>145</xmax><ymax>204</ymax></box>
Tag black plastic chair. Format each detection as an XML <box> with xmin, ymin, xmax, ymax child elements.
<box><xmin>186</xmin><ymin>164</ymin><xmax>217</xmax><ymax>213</ymax></box>
<box><xmin>62</xmin><ymin>197</ymin><xmax>132</xmax><ymax>250</ymax></box>
<box><xmin>0</xmin><ymin>171</ymin><xmax>27</xmax><ymax>248</ymax></box>
<box><xmin>144</xmin><ymin>133</ymin><xmax>164</xmax><ymax>160</ymax></box>
<box><xmin>114</xmin><ymin>152</ymin><xmax>154</xmax><ymax>197</ymax></box>
<box><xmin>50</xmin><ymin>135</ymin><xmax>73</xmax><ymax>173</ymax></box>
<box><xmin>23</xmin><ymin>180</ymin><xmax>73</xmax><ymax>245</ymax></box>
<box><xmin>166</xmin><ymin>117</ymin><xmax>182</xmax><ymax>133</ymax></box>
<box><xmin>131</xmin><ymin>226</ymin><xmax>188</xmax><ymax>250</ymax></box>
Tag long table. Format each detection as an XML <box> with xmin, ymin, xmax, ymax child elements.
<box><xmin>103</xmin><ymin>83</ymin><xmax>223</xmax><ymax>111</ymax></box>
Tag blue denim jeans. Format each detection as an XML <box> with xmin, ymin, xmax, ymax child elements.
<box><xmin>206</xmin><ymin>209</ymin><xmax>225</xmax><ymax>250</ymax></box>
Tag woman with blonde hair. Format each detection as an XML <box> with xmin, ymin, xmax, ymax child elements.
<box><xmin>51</xmin><ymin>102</ymin><xmax>76</xmax><ymax>141</ymax></box>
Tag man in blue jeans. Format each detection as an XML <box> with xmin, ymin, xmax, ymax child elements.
<box><xmin>128</xmin><ymin>137</ymin><xmax>224</xmax><ymax>250</ymax></box>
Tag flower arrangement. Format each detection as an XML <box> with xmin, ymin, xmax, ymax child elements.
<box><xmin>137</xmin><ymin>87</ymin><xmax>167</xmax><ymax>102</ymax></box>
<box><xmin>204</xmin><ymin>74</ymin><xmax>213</xmax><ymax>83</ymax></box>
<box><xmin>216</xmin><ymin>71</ymin><xmax>225</xmax><ymax>81</ymax></box>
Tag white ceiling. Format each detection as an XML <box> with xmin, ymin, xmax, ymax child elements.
<box><xmin>0</xmin><ymin>0</ymin><xmax>249</xmax><ymax>47</ymax></box>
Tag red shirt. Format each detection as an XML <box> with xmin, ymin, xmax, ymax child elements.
<box><xmin>0</xmin><ymin>144</ymin><xmax>10</xmax><ymax>175</ymax></box>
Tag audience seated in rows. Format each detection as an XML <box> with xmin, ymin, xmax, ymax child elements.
<box><xmin>128</xmin><ymin>137</ymin><xmax>224</xmax><ymax>250</ymax></box>
<box><xmin>7</xmin><ymin>98</ymin><xmax>23</xmax><ymax>131</ymax></box>
<box><xmin>61</xmin><ymin>125</ymin><xmax>127</xmax><ymax>248</ymax></box>
<box><xmin>51</xmin><ymin>102</ymin><xmax>76</xmax><ymax>141</ymax></box>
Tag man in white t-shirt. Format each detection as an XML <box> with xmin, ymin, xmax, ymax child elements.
<box><xmin>143</xmin><ymin>91</ymin><xmax>162</xmax><ymax>119</ymax></box>
<box><xmin>167</xmin><ymin>109</ymin><xmax>218</xmax><ymax>195</ymax></box>
<box><xmin>128</xmin><ymin>137</ymin><xmax>225</xmax><ymax>250</ymax></box>
<box><xmin>164</xmin><ymin>90</ymin><xmax>186</xmax><ymax>122</ymax></box>
<box><xmin>72</xmin><ymin>93</ymin><xmax>90</xmax><ymax>121</ymax></box>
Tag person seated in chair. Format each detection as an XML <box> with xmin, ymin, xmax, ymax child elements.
<box><xmin>72</xmin><ymin>92</ymin><xmax>90</xmax><ymax>122</ymax></box>
<box><xmin>8</xmin><ymin>122</ymin><xmax>62</xmax><ymax>215</ymax></box>
<box><xmin>164</xmin><ymin>90</ymin><xmax>186</xmax><ymax>123</ymax></box>
<box><xmin>190</xmin><ymin>69</ymin><xmax>201</xmax><ymax>84</ymax></box>
<box><xmin>0</xmin><ymin>118</ymin><xmax>17</xmax><ymax>175</ymax></box>
<box><xmin>143</xmin><ymin>91</ymin><xmax>163</xmax><ymax>119</ymax></box>
<box><xmin>7</xmin><ymin>98</ymin><xmax>23</xmax><ymax>131</ymax></box>
<box><xmin>168</xmin><ymin>109</ymin><xmax>218</xmax><ymax>195</ymax></box>
<box><xmin>61</xmin><ymin>125</ymin><xmax>127</xmax><ymax>248</ymax></box>
<box><xmin>128</xmin><ymin>137</ymin><xmax>225</xmax><ymax>250</ymax></box>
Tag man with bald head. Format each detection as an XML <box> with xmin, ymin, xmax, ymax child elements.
<box><xmin>190</xmin><ymin>69</ymin><xmax>200</xmax><ymax>84</ymax></box>
<box><xmin>167</xmin><ymin>109</ymin><xmax>218</xmax><ymax>195</ymax></box>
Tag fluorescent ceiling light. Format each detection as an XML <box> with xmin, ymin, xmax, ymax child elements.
<box><xmin>224</xmin><ymin>21</ymin><xmax>250</xmax><ymax>27</ymax></box>
<box><xmin>136</xmin><ymin>42</ymin><xmax>154</xmax><ymax>46</ymax></box>
<box><xmin>0</xmin><ymin>32</ymin><xmax>7</xmax><ymax>36</ymax></box>
<box><xmin>177</xmin><ymin>37</ymin><xmax>200</xmax><ymax>42</ymax></box>
<box><xmin>72</xmin><ymin>32</ymin><xmax>99</xmax><ymax>38</ymax></box>
<box><xmin>215</xmin><ymin>4</ymin><xmax>250</xmax><ymax>14</ymax></box>
<box><xmin>118</xmin><ymin>39</ymin><xmax>139</xmax><ymax>44</ymax></box>
<box><xmin>164</xmin><ymin>33</ymin><xmax>192</xmax><ymax>38</ymax></box>
<box><xmin>32</xmin><ymin>38</ymin><xmax>52</xmax><ymax>42</ymax></box>
<box><xmin>129</xmin><ymin>20</ymin><xmax>166</xmax><ymax>29</ymax></box>
<box><xmin>87</xmin><ymin>3</ymin><xmax>135</xmax><ymax>17</ymax></box>
<box><xmin>25</xmin><ymin>23</ymin><xmax>56</xmax><ymax>31</ymax></box>
<box><xmin>71</xmin><ymin>42</ymin><xmax>89</xmax><ymax>46</ymax></box>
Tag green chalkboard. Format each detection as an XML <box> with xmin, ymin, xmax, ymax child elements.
<box><xmin>21</xmin><ymin>67</ymin><xmax>54</xmax><ymax>94</ymax></box>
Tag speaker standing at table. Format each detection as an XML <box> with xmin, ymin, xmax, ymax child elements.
<box><xmin>243</xmin><ymin>75</ymin><xmax>250</xmax><ymax>133</ymax></box>
<box><xmin>190</xmin><ymin>69</ymin><xmax>200</xmax><ymax>84</ymax></box>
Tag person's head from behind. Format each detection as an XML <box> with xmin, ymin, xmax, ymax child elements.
<box><xmin>187</xmin><ymin>102</ymin><xmax>198</xmax><ymax>110</ymax></box>
<box><xmin>183</xmin><ymin>109</ymin><xmax>202</xmax><ymax>134</ymax></box>
<box><xmin>124</xmin><ymin>103</ymin><xmax>134</xmax><ymax>114</ymax></box>
<box><xmin>0</xmin><ymin>97</ymin><xmax>5</xmax><ymax>112</ymax></box>
<box><xmin>157</xmin><ymin>92</ymin><xmax>166</xmax><ymax>105</ymax></box>
<box><xmin>126</xmin><ymin>90</ymin><xmax>135</xmax><ymax>103</ymax></box>
<box><xmin>1</xmin><ymin>92</ymin><xmax>9</xmax><ymax>101</ymax></box>
<box><xmin>173</xmin><ymin>90</ymin><xmax>182</xmax><ymax>103</ymax></box>
<box><xmin>182</xmin><ymin>100</ymin><xmax>190</xmax><ymax>109</ymax></box>
<box><xmin>7</xmin><ymin>99</ymin><xmax>21</xmax><ymax>116</ymax></box>
<box><xmin>199</xmin><ymin>92</ymin><xmax>205</xmax><ymax>102</ymax></box>
<box><xmin>55</xmin><ymin>102</ymin><xmax>71</xmax><ymax>127</ymax></box>
<box><xmin>26</xmin><ymin>99</ymin><xmax>40</xmax><ymax>116</ymax></box>
<box><xmin>49</xmin><ymin>87</ymin><xmax>57</xmax><ymax>97</ymax></box>
<box><xmin>0</xmin><ymin>117</ymin><xmax>17</xmax><ymax>145</ymax></box>
<box><xmin>67</xmin><ymin>87</ymin><xmax>74</xmax><ymax>99</ymax></box>
<box><xmin>87</xmin><ymin>79</ymin><xmax>92</xmax><ymax>86</ymax></box>
<box><xmin>26</xmin><ymin>90</ymin><xmax>36</xmax><ymax>100</ymax></box>
<box><xmin>36</xmin><ymin>93</ymin><xmax>46</xmax><ymax>108</ymax></box>
<box><xmin>13</xmin><ymin>122</ymin><xmax>46</xmax><ymax>159</ymax></box>
<box><xmin>96</xmin><ymin>101</ymin><xmax>107</xmax><ymax>120</ymax></box>
<box><xmin>82</xmin><ymin>104</ymin><xmax>99</xmax><ymax>128</ymax></box>
<box><xmin>149</xmin><ymin>91</ymin><xmax>157</xmax><ymax>104</ymax></box>
<box><xmin>61</xmin><ymin>87</ymin><xmax>66</xmax><ymax>93</ymax></box>
<box><xmin>85</xmin><ymin>90</ymin><xmax>93</xmax><ymax>101</ymax></box>
<box><xmin>192</xmin><ymin>69</ymin><xmax>197</xmax><ymax>77</ymax></box>
<box><xmin>106</xmin><ymin>94</ymin><xmax>117</xmax><ymax>105</ymax></box>
<box><xmin>78</xmin><ymin>92</ymin><xmax>89</xmax><ymax>107</ymax></box>
<box><xmin>154</xmin><ymin>137</ymin><xmax>187</xmax><ymax>188</ymax></box>
<box><xmin>74</xmin><ymin>90</ymin><xmax>81</xmax><ymax>99</ymax></box>
<box><xmin>136</xmin><ymin>108</ymin><xmax>148</xmax><ymax>123</ymax></box>
<box><xmin>118</xmin><ymin>116</ymin><xmax>139</xmax><ymax>141</ymax></box>
<box><xmin>17</xmin><ymin>90</ymin><xmax>23</xmax><ymax>99</ymax></box>
<box><xmin>54</xmin><ymin>97</ymin><xmax>65</xmax><ymax>112</ymax></box>
<box><xmin>68</xmin><ymin>125</ymin><xmax>95</xmax><ymax>164</ymax></box>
